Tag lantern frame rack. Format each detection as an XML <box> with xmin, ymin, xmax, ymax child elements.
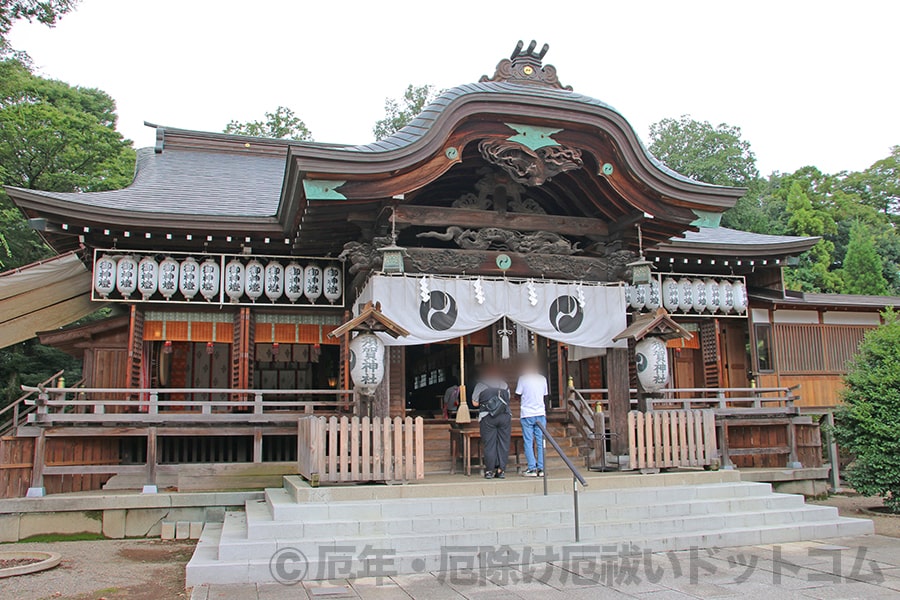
<box><xmin>625</xmin><ymin>272</ymin><xmax>749</xmax><ymax>319</ymax></box>
<box><xmin>90</xmin><ymin>248</ymin><xmax>345</xmax><ymax>308</ymax></box>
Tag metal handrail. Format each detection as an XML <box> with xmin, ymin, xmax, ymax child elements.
<box><xmin>535</xmin><ymin>419</ymin><xmax>587</xmax><ymax>542</ymax></box>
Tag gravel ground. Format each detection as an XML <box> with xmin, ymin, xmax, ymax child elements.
<box><xmin>0</xmin><ymin>538</ymin><xmax>194</xmax><ymax>600</ymax></box>
<box><xmin>811</xmin><ymin>493</ymin><xmax>900</xmax><ymax>537</ymax></box>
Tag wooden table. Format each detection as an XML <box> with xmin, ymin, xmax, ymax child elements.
<box><xmin>450</xmin><ymin>425</ymin><xmax>523</xmax><ymax>476</ymax></box>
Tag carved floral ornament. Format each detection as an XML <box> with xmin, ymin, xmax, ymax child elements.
<box><xmin>478</xmin><ymin>139</ymin><xmax>584</xmax><ymax>186</ymax></box>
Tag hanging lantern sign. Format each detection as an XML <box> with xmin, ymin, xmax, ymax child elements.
<box><xmin>199</xmin><ymin>258</ymin><xmax>220</xmax><ymax>301</ymax></box>
<box><xmin>718</xmin><ymin>280</ymin><xmax>735</xmax><ymax>313</ymax></box>
<box><xmin>158</xmin><ymin>257</ymin><xmax>179</xmax><ymax>300</ymax></box>
<box><xmin>304</xmin><ymin>264</ymin><xmax>323</xmax><ymax>303</ymax></box>
<box><xmin>285</xmin><ymin>262</ymin><xmax>304</xmax><ymax>303</ymax></box>
<box><xmin>115</xmin><ymin>255</ymin><xmax>137</xmax><ymax>299</ymax></box>
<box><xmin>348</xmin><ymin>333</ymin><xmax>386</xmax><ymax>394</ymax></box>
<box><xmin>264</xmin><ymin>261</ymin><xmax>284</xmax><ymax>302</ymax></box>
<box><xmin>323</xmin><ymin>265</ymin><xmax>342</xmax><ymax>304</ymax></box>
<box><xmin>662</xmin><ymin>278</ymin><xmax>679</xmax><ymax>312</ymax></box>
<box><xmin>225</xmin><ymin>259</ymin><xmax>245</xmax><ymax>302</ymax></box>
<box><xmin>94</xmin><ymin>254</ymin><xmax>117</xmax><ymax>299</ymax></box>
<box><xmin>137</xmin><ymin>256</ymin><xmax>158</xmax><ymax>300</ymax></box>
<box><xmin>244</xmin><ymin>259</ymin><xmax>264</xmax><ymax>302</ymax></box>
<box><xmin>645</xmin><ymin>280</ymin><xmax>661</xmax><ymax>311</ymax></box>
<box><xmin>705</xmin><ymin>279</ymin><xmax>720</xmax><ymax>313</ymax></box>
<box><xmin>691</xmin><ymin>279</ymin><xmax>707</xmax><ymax>313</ymax></box>
<box><xmin>677</xmin><ymin>278</ymin><xmax>693</xmax><ymax>313</ymax></box>
<box><xmin>635</xmin><ymin>337</ymin><xmax>669</xmax><ymax>392</ymax></box>
<box><xmin>733</xmin><ymin>280</ymin><xmax>747</xmax><ymax>313</ymax></box>
<box><xmin>179</xmin><ymin>256</ymin><xmax>200</xmax><ymax>301</ymax></box>
<box><xmin>630</xmin><ymin>284</ymin><xmax>647</xmax><ymax>310</ymax></box>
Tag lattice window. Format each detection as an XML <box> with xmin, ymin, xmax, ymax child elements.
<box><xmin>773</xmin><ymin>324</ymin><xmax>872</xmax><ymax>373</ymax></box>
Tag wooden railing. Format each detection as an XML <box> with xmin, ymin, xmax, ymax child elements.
<box><xmin>1</xmin><ymin>370</ymin><xmax>66</xmax><ymax>436</ymax></box>
<box><xmin>627</xmin><ymin>409</ymin><xmax>717</xmax><ymax>471</ymax></box>
<box><xmin>20</xmin><ymin>386</ymin><xmax>355</xmax><ymax>426</ymax></box>
<box><xmin>647</xmin><ymin>387</ymin><xmax>799</xmax><ymax>416</ymax></box>
<box><xmin>298</xmin><ymin>415</ymin><xmax>425</xmax><ymax>486</ymax></box>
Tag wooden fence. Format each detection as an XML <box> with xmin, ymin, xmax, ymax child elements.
<box><xmin>627</xmin><ymin>409</ymin><xmax>717</xmax><ymax>471</ymax></box>
<box><xmin>298</xmin><ymin>416</ymin><xmax>425</xmax><ymax>485</ymax></box>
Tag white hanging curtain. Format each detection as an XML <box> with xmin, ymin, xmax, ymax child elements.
<box><xmin>361</xmin><ymin>274</ymin><xmax>627</xmax><ymax>349</ymax></box>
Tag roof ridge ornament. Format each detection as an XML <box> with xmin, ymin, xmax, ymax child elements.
<box><xmin>480</xmin><ymin>40</ymin><xmax>572</xmax><ymax>90</ymax></box>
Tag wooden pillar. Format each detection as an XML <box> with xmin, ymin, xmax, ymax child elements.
<box><xmin>372</xmin><ymin>354</ymin><xmax>390</xmax><ymax>418</ymax></box>
<box><xmin>144</xmin><ymin>427</ymin><xmax>158</xmax><ymax>494</ymax></box>
<box><xmin>26</xmin><ymin>430</ymin><xmax>47</xmax><ymax>497</ymax></box>
<box><xmin>606</xmin><ymin>347</ymin><xmax>631</xmax><ymax>456</ymax></box>
<box><xmin>253</xmin><ymin>427</ymin><xmax>263</xmax><ymax>463</ymax></box>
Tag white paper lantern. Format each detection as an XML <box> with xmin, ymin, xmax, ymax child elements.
<box><xmin>94</xmin><ymin>254</ymin><xmax>117</xmax><ymax>299</ymax></box>
<box><xmin>349</xmin><ymin>333</ymin><xmax>386</xmax><ymax>394</ymax></box>
<box><xmin>705</xmin><ymin>279</ymin><xmax>721</xmax><ymax>313</ymax></box>
<box><xmin>645</xmin><ymin>280</ymin><xmax>661</xmax><ymax>311</ymax></box>
<box><xmin>635</xmin><ymin>337</ymin><xmax>669</xmax><ymax>392</ymax></box>
<box><xmin>199</xmin><ymin>258</ymin><xmax>220</xmax><ymax>301</ymax></box>
<box><xmin>137</xmin><ymin>256</ymin><xmax>158</xmax><ymax>300</ymax></box>
<box><xmin>718</xmin><ymin>280</ymin><xmax>735</xmax><ymax>314</ymax></box>
<box><xmin>179</xmin><ymin>256</ymin><xmax>200</xmax><ymax>301</ymax></box>
<box><xmin>630</xmin><ymin>283</ymin><xmax>647</xmax><ymax>310</ymax></box>
<box><xmin>691</xmin><ymin>278</ymin><xmax>708</xmax><ymax>313</ymax></box>
<box><xmin>244</xmin><ymin>259</ymin><xmax>264</xmax><ymax>302</ymax></box>
<box><xmin>733</xmin><ymin>280</ymin><xmax>747</xmax><ymax>313</ymax></box>
<box><xmin>623</xmin><ymin>284</ymin><xmax>633</xmax><ymax>307</ymax></box>
<box><xmin>323</xmin><ymin>265</ymin><xmax>342</xmax><ymax>304</ymax></box>
<box><xmin>304</xmin><ymin>264</ymin><xmax>323</xmax><ymax>303</ymax></box>
<box><xmin>264</xmin><ymin>261</ymin><xmax>284</xmax><ymax>302</ymax></box>
<box><xmin>225</xmin><ymin>259</ymin><xmax>245</xmax><ymax>302</ymax></box>
<box><xmin>285</xmin><ymin>263</ymin><xmax>304</xmax><ymax>303</ymax></box>
<box><xmin>662</xmin><ymin>278</ymin><xmax>680</xmax><ymax>312</ymax></box>
<box><xmin>158</xmin><ymin>257</ymin><xmax>180</xmax><ymax>300</ymax></box>
<box><xmin>115</xmin><ymin>255</ymin><xmax>138</xmax><ymax>299</ymax></box>
<box><xmin>677</xmin><ymin>278</ymin><xmax>693</xmax><ymax>313</ymax></box>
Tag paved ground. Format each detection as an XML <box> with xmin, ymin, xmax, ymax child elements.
<box><xmin>188</xmin><ymin>535</ymin><xmax>900</xmax><ymax>599</ymax></box>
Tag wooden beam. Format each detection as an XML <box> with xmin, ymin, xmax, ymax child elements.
<box><xmin>388</xmin><ymin>205</ymin><xmax>609</xmax><ymax>237</ymax></box>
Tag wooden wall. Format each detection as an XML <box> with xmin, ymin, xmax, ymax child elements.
<box><xmin>758</xmin><ymin>373</ymin><xmax>845</xmax><ymax>408</ymax></box>
<box><xmin>0</xmin><ymin>437</ymin><xmax>120</xmax><ymax>499</ymax></box>
<box><xmin>727</xmin><ymin>422</ymin><xmax>822</xmax><ymax>468</ymax></box>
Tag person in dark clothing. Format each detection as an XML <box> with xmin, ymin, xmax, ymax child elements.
<box><xmin>471</xmin><ymin>363</ymin><xmax>511</xmax><ymax>479</ymax></box>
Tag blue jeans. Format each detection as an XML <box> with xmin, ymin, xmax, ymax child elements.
<box><xmin>520</xmin><ymin>415</ymin><xmax>546</xmax><ymax>470</ymax></box>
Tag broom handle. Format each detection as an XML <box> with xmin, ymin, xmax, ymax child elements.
<box><xmin>458</xmin><ymin>336</ymin><xmax>466</xmax><ymax>405</ymax></box>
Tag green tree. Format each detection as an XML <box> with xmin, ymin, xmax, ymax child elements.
<box><xmin>373</xmin><ymin>84</ymin><xmax>439</xmax><ymax>141</ymax></box>
<box><xmin>648</xmin><ymin>115</ymin><xmax>759</xmax><ymax>187</ymax></box>
<box><xmin>0</xmin><ymin>60</ymin><xmax>133</xmax><ymax>406</ymax></box>
<box><xmin>0</xmin><ymin>59</ymin><xmax>135</xmax><ymax>269</ymax></box>
<box><xmin>840</xmin><ymin>146</ymin><xmax>900</xmax><ymax>218</ymax></box>
<box><xmin>783</xmin><ymin>180</ymin><xmax>842</xmax><ymax>292</ymax></box>
<box><xmin>842</xmin><ymin>221</ymin><xmax>890</xmax><ymax>295</ymax></box>
<box><xmin>834</xmin><ymin>309</ymin><xmax>900</xmax><ymax>513</ymax></box>
<box><xmin>224</xmin><ymin>106</ymin><xmax>312</xmax><ymax>140</ymax></box>
<box><xmin>1</xmin><ymin>1</ymin><xmax>79</xmax><ymax>60</ymax></box>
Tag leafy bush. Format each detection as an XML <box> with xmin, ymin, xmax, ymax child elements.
<box><xmin>833</xmin><ymin>309</ymin><xmax>900</xmax><ymax>512</ymax></box>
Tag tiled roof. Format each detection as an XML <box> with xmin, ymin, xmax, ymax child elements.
<box><xmin>654</xmin><ymin>227</ymin><xmax>820</xmax><ymax>256</ymax></box>
<box><xmin>8</xmin><ymin>147</ymin><xmax>287</xmax><ymax>217</ymax></box>
<box><xmin>346</xmin><ymin>81</ymin><xmax>704</xmax><ymax>187</ymax></box>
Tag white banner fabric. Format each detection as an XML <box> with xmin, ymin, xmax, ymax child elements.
<box><xmin>362</xmin><ymin>275</ymin><xmax>627</xmax><ymax>349</ymax></box>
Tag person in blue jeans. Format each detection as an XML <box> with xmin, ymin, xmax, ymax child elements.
<box><xmin>516</xmin><ymin>357</ymin><xmax>549</xmax><ymax>477</ymax></box>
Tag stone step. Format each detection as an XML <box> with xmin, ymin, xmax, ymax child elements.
<box><xmin>187</xmin><ymin>513</ymin><xmax>874</xmax><ymax>586</ymax></box>
<box><xmin>261</xmin><ymin>485</ymin><xmax>797</xmax><ymax>532</ymax></box>
<box><xmin>233</xmin><ymin>503</ymin><xmax>846</xmax><ymax>556</ymax></box>
<box><xmin>280</xmin><ymin>470</ymin><xmax>743</xmax><ymax>504</ymax></box>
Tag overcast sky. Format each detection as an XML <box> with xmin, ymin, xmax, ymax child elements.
<box><xmin>9</xmin><ymin>0</ymin><xmax>899</xmax><ymax>176</ymax></box>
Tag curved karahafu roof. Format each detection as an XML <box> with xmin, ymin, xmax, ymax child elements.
<box><xmin>7</xmin><ymin>41</ymin><xmax>775</xmax><ymax>257</ymax></box>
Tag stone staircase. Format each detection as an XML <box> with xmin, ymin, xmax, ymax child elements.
<box><xmin>186</xmin><ymin>471</ymin><xmax>873</xmax><ymax>586</ymax></box>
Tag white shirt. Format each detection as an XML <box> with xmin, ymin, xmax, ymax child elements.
<box><xmin>516</xmin><ymin>373</ymin><xmax>548</xmax><ymax>418</ymax></box>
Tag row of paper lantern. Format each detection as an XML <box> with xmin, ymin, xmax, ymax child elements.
<box><xmin>93</xmin><ymin>254</ymin><xmax>342</xmax><ymax>304</ymax></box>
<box><xmin>624</xmin><ymin>278</ymin><xmax>747</xmax><ymax>314</ymax></box>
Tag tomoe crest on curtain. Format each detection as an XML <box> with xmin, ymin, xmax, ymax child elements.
<box><xmin>419</xmin><ymin>290</ymin><xmax>458</xmax><ymax>331</ymax></box>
